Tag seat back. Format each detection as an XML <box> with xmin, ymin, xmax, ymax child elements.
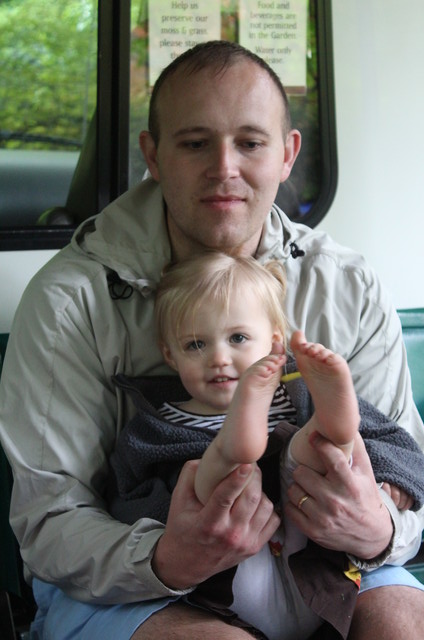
<box><xmin>0</xmin><ymin>334</ymin><xmax>20</xmax><ymax>597</ymax></box>
<box><xmin>398</xmin><ymin>309</ymin><xmax>424</xmax><ymax>420</ymax></box>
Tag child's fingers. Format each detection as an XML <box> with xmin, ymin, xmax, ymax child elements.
<box><xmin>271</xmin><ymin>341</ymin><xmax>285</xmax><ymax>355</ymax></box>
<box><xmin>381</xmin><ymin>482</ymin><xmax>414</xmax><ymax>511</ymax></box>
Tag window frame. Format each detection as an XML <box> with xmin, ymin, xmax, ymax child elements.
<box><xmin>306</xmin><ymin>0</ymin><xmax>337</xmax><ymax>228</ymax></box>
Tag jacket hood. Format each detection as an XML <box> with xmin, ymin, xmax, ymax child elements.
<box><xmin>71</xmin><ymin>178</ymin><xmax>172</xmax><ymax>294</ymax></box>
<box><xmin>71</xmin><ymin>177</ymin><xmax>320</xmax><ymax>292</ymax></box>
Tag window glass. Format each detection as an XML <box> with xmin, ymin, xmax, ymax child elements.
<box><xmin>0</xmin><ymin>0</ymin><xmax>97</xmax><ymax>231</ymax></box>
<box><xmin>128</xmin><ymin>0</ymin><xmax>336</xmax><ymax>226</ymax></box>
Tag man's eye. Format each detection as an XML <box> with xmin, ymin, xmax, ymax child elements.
<box><xmin>241</xmin><ymin>140</ymin><xmax>262</xmax><ymax>150</ymax></box>
<box><xmin>184</xmin><ymin>140</ymin><xmax>205</xmax><ymax>150</ymax></box>
<box><xmin>186</xmin><ymin>340</ymin><xmax>205</xmax><ymax>351</ymax></box>
<box><xmin>230</xmin><ymin>334</ymin><xmax>247</xmax><ymax>344</ymax></box>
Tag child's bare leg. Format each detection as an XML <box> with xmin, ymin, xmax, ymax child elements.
<box><xmin>195</xmin><ymin>346</ymin><xmax>286</xmax><ymax>504</ymax></box>
<box><xmin>289</xmin><ymin>331</ymin><xmax>360</xmax><ymax>473</ymax></box>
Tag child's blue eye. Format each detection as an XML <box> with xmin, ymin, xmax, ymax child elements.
<box><xmin>230</xmin><ymin>334</ymin><xmax>247</xmax><ymax>344</ymax></box>
<box><xmin>186</xmin><ymin>339</ymin><xmax>205</xmax><ymax>351</ymax></box>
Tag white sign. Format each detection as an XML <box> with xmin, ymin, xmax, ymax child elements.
<box><xmin>148</xmin><ymin>0</ymin><xmax>221</xmax><ymax>86</ymax></box>
<box><xmin>239</xmin><ymin>0</ymin><xmax>307</xmax><ymax>93</ymax></box>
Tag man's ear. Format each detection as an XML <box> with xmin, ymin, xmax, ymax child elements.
<box><xmin>280</xmin><ymin>129</ymin><xmax>302</xmax><ymax>183</ymax></box>
<box><xmin>161</xmin><ymin>342</ymin><xmax>178</xmax><ymax>371</ymax></box>
<box><xmin>139</xmin><ymin>130</ymin><xmax>160</xmax><ymax>181</ymax></box>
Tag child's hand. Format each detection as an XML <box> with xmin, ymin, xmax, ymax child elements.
<box><xmin>271</xmin><ymin>341</ymin><xmax>285</xmax><ymax>355</ymax></box>
<box><xmin>381</xmin><ymin>482</ymin><xmax>414</xmax><ymax>510</ymax></box>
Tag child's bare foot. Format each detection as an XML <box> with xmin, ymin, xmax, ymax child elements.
<box><xmin>290</xmin><ymin>330</ymin><xmax>359</xmax><ymax>449</ymax></box>
<box><xmin>222</xmin><ymin>344</ymin><xmax>286</xmax><ymax>464</ymax></box>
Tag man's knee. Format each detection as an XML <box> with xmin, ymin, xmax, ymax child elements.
<box><xmin>131</xmin><ymin>602</ymin><xmax>258</xmax><ymax>640</ymax></box>
<box><xmin>349</xmin><ymin>585</ymin><xmax>424</xmax><ymax>639</ymax></box>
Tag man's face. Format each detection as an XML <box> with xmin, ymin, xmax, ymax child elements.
<box><xmin>141</xmin><ymin>59</ymin><xmax>301</xmax><ymax>259</ymax></box>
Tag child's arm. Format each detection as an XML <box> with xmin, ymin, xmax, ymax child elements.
<box><xmin>194</xmin><ymin>349</ymin><xmax>285</xmax><ymax>505</ymax></box>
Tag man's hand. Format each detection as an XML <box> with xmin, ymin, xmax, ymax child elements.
<box><xmin>285</xmin><ymin>432</ymin><xmax>393</xmax><ymax>559</ymax></box>
<box><xmin>152</xmin><ymin>460</ymin><xmax>281</xmax><ymax>590</ymax></box>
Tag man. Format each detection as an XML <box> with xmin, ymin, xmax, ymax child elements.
<box><xmin>1</xmin><ymin>41</ymin><xmax>423</xmax><ymax>639</ymax></box>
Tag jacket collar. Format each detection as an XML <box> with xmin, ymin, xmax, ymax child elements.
<box><xmin>72</xmin><ymin>178</ymin><xmax>302</xmax><ymax>291</ymax></box>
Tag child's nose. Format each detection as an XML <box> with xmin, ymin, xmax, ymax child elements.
<box><xmin>209</xmin><ymin>344</ymin><xmax>231</xmax><ymax>367</ymax></box>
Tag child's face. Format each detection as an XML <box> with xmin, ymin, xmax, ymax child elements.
<box><xmin>162</xmin><ymin>289</ymin><xmax>281</xmax><ymax>414</ymax></box>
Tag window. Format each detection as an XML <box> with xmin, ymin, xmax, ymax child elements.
<box><xmin>0</xmin><ymin>0</ymin><xmax>336</xmax><ymax>250</ymax></box>
<box><xmin>0</xmin><ymin>0</ymin><xmax>98</xmax><ymax>249</ymax></box>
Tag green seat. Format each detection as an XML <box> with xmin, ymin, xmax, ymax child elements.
<box><xmin>398</xmin><ymin>308</ymin><xmax>424</xmax><ymax>420</ymax></box>
<box><xmin>0</xmin><ymin>333</ymin><xmax>29</xmax><ymax>640</ymax></box>
<box><xmin>0</xmin><ymin>334</ymin><xmax>20</xmax><ymax>597</ymax></box>
<box><xmin>398</xmin><ymin>310</ymin><xmax>424</xmax><ymax>582</ymax></box>
<box><xmin>0</xmin><ymin>334</ymin><xmax>35</xmax><ymax>637</ymax></box>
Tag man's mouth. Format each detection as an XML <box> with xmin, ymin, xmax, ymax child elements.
<box><xmin>201</xmin><ymin>195</ymin><xmax>245</xmax><ymax>204</ymax></box>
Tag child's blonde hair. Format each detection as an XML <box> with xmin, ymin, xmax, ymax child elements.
<box><xmin>155</xmin><ymin>251</ymin><xmax>288</xmax><ymax>350</ymax></box>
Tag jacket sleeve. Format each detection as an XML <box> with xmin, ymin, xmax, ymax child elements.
<box><xmin>284</xmin><ymin>356</ymin><xmax>424</xmax><ymax>568</ymax></box>
<box><xmin>283</xmin><ymin>234</ymin><xmax>424</xmax><ymax>451</ymax></box>
<box><xmin>291</xmin><ymin>247</ymin><xmax>424</xmax><ymax>565</ymax></box>
<box><xmin>0</xmin><ymin>260</ymin><xmax>192</xmax><ymax>605</ymax></box>
<box><xmin>354</xmin><ymin>398</ymin><xmax>424</xmax><ymax>569</ymax></box>
<box><xmin>349</xmin><ymin>489</ymin><xmax>423</xmax><ymax>570</ymax></box>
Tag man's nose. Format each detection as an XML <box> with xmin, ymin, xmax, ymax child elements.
<box><xmin>205</xmin><ymin>142</ymin><xmax>240</xmax><ymax>180</ymax></box>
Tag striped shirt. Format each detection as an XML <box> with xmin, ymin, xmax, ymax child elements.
<box><xmin>158</xmin><ymin>383</ymin><xmax>297</xmax><ymax>432</ymax></box>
